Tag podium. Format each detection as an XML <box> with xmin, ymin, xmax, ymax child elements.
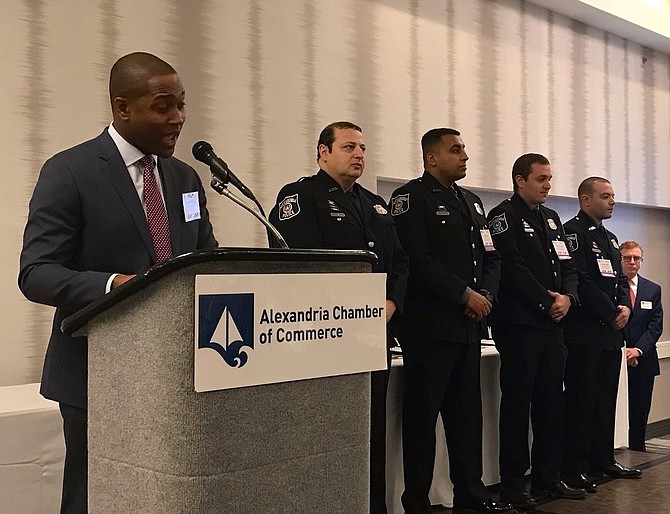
<box><xmin>62</xmin><ymin>248</ymin><xmax>379</xmax><ymax>514</ymax></box>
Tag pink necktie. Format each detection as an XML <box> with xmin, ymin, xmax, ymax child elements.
<box><xmin>629</xmin><ymin>279</ymin><xmax>636</xmax><ymax>307</ymax></box>
<box><xmin>140</xmin><ymin>156</ymin><xmax>173</xmax><ymax>262</ymax></box>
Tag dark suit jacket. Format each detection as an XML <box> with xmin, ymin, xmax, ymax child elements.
<box><xmin>563</xmin><ymin>210</ymin><xmax>630</xmax><ymax>350</ymax></box>
<box><xmin>19</xmin><ymin>129</ymin><xmax>218</xmax><ymax>408</ymax></box>
<box><xmin>269</xmin><ymin>169</ymin><xmax>408</xmax><ymax>315</ymax></box>
<box><xmin>390</xmin><ymin>172</ymin><xmax>500</xmax><ymax>343</ymax></box>
<box><xmin>487</xmin><ymin>193</ymin><xmax>578</xmax><ymax>330</ymax></box>
<box><xmin>625</xmin><ymin>275</ymin><xmax>663</xmax><ymax>376</ymax></box>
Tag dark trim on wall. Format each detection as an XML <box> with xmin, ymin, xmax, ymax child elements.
<box><xmin>646</xmin><ymin>418</ymin><xmax>670</xmax><ymax>439</ymax></box>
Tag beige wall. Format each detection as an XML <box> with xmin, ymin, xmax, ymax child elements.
<box><xmin>3</xmin><ymin>0</ymin><xmax>670</xmax><ymax>414</ymax></box>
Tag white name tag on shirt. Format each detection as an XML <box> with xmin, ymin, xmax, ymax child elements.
<box><xmin>552</xmin><ymin>240</ymin><xmax>571</xmax><ymax>260</ymax></box>
<box><xmin>480</xmin><ymin>229</ymin><xmax>495</xmax><ymax>252</ymax></box>
<box><xmin>641</xmin><ymin>301</ymin><xmax>652</xmax><ymax>310</ymax></box>
<box><xmin>597</xmin><ymin>258</ymin><xmax>615</xmax><ymax>277</ymax></box>
<box><xmin>182</xmin><ymin>191</ymin><xmax>201</xmax><ymax>222</ymax></box>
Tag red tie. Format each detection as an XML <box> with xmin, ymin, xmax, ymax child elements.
<box><xmin>140</xmin><ymin>156</ymin><xmax>173</xmax><ymax>262</ymax></box>
<box><xmin>629</xmin><ymin>279</ymin><xmax>636</xmax><ymax>308</ymax></box>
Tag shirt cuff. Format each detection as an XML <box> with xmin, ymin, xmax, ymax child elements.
<box><xmin>460</xmin><ymin>286</ymin><xmax>473</xmax><ymax>305</ymax></box>
<box><xmin>105</xmin><ymin>273</ymin><xmax>119</xmax><ymax>294</ymax></box>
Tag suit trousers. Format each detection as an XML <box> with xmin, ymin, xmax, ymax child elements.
<box><xmin>400</xmin><ymin>339</ymin><xmax>488</xmax><ymax>514</ymax></box>
<box><xmin>563</xmin><ymin>345</ymin><xmax>621</xmax><ymax>474</ymax></box>
<box><xmin>59</xmin><ymin>403</ymin><xmax>87</xmax><ymax>514</ymax></box>
<box><xmin>627</xmin><ymin>366</ymin><xmax>655</xmax><ymax>452</ymax></box>
<box><xmin>493</xmin><ymin>325</ymin><xmax>567</xmax><ymax>491</ymax></box>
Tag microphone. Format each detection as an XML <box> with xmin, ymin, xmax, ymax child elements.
<box><xmin>192</xmin><ymin>141</ymin><xmax>256</xmax><ymax>201</ymax></box>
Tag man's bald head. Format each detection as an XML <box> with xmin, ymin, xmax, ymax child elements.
<box><xmin>109</xmin><ymin>52</ymin><xmax>176</xmax><ymax>105</ymax></box>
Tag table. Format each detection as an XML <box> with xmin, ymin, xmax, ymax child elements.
<box><xmin>0</xmin><ymin>383</ymin><xmax>64</xmax><ymax>513</ymax></box>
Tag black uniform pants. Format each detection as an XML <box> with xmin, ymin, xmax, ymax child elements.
<box><xmin>563</xmin><ymin>345</ymin><xmax>621</xmax><ymax>475</ymax></box>
<box><xmin>493</xmin><ymin>325</ymin><xmax>567</xmax><ymax>492</ymax></box>
<box><xmin>627</xmin><ymin>365</ymin><xmax>655</xmax><ymax>452</ymax></box>
<box><xmin>59</xmin><ymin>403</ymin><xmax>87</xmax><ymax>514</ymax></box>
<box><xmin>400</xmin><ymin>339</ymin><xmax>488</xmax><ymax>514</ymax></box>
<box><xmin>370</xmin><ymin>354</ymin><xmax>391</xmax><ymax>514</ymax></box>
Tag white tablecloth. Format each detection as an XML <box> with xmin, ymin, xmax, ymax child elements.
<box><xmin>0</xmin><ymin>383</ymin><xmax>64</xmax><ymax>514</ymax></box>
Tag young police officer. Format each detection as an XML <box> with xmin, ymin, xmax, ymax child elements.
<box><xmin>487</xmin><ymin>154</ymin><xmax>586</xmax><ymax>509</ymax></box>
<box><xmin>562</xmin><ymin>177</ymin><xmax>641</xmax><ymax>486</ymax></box>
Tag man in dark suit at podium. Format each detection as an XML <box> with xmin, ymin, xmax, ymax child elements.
<box><xmin>19</xmin><ymin>52</ymin><xmax>218</xmax><ymax>513</ymax></box>
<box><xmin>620</xmin><ymin>240</ymin><xmax>663</xmax><ymax>452</ymax></box>
<box><xmin>269</xmin><ymin>121</ymin><xmax>408</xmax><ymax>514</ymax></box>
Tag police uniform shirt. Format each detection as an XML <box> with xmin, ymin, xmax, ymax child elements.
<box><xmin>390</xmin><ymin>172</ymin><xmax>500</xmax><ymax>343</ymax></box>
<box><xmin>269</xmin><ymin>169</ymin><xmax>408</xmax><ymax>313</ymax></box>
<box><xmin>487</xmin><ymin>193</ymin><xmax>578</xmax><ymax>329</ymax></box>
<box><xmin>563</xmin><ymin>209</ymin><xmax>630</xmax><ymax>349</ymax></box>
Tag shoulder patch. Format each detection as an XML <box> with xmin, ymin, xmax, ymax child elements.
<box><xmin>565</xmin><ymin>233</ymin><xmax>578</xmax><ymax>252</ymax></box>
<box><xmin>278</xmin><ymin>193</ymin><xmax>300</xmax><ymax>221</ymax></box>
<box><xmin>489</xmin><ymin>213</ymin><xmax>508</xmax><ymax>235</ymax></box>
<box><xmin>391</xmin><ymin>193</ymin><xmax>410</xmax><ymax>216</ymax></box>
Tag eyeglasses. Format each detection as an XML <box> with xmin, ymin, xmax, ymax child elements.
<box><xmin>622</xmin><ymin>255</ymin><xmax>643</xmax><ymax>262</ymax></box>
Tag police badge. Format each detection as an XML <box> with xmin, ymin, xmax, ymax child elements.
<box><xmin>391</xmin><ymin>194</ymin><xmax>410</xmax><ymax>215</ymax></box>
<box><xmin>489</xmin><ymin>213</ymin><xmax>508</xmax><ymax>235</ymax></box>
<box><xmin>547</xmin><ymin>219</ymin><xmax>557</xmax><ymax>230</ymax></box>
<box><xmin>278</xmin><ymin>194</ymin><xmax>300</xmax><ymax>220</ymax></box>
<box><xmin>374</xmin><ymin>204</ymin><xmax>388</xmax><ymax>215</ymax></box>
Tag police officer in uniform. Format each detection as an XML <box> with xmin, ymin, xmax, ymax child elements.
<box><xmin>487</xmin><ymin>153</ymin><xmax>586</xmax><ymax>509</ymax></box>
<box><xmin>391</xmin><ymin>128</ymin><xmax>512</xmax><ymax>514</ymax></box>
<box><xmin>561</xmin><ymin>177</ymin><xmax>641</xmax><ymax>487</ymax></box>
<box><xmin>269</xmin><ymin>121</ymin><xmax>408</xmax><ymax>514</ymax></box>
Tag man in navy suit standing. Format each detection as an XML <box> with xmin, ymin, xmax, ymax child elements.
<box><xmin>620</xmin><ymin>241</ymin><xmax>663</xmax><ymax>452</ymax></box>
<box><xmin>19</xmin><ymin>52</ymin><xmax>218</xmax><ymax>513</ymax></box>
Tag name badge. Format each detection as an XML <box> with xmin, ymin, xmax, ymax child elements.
<box><xmin>480</xmin><ymin>229</ymin><xmax>495</xmax><ymax>252</ymax></box>
<box><xmin>641</xmin><ymin>301</ymin><xmax>652</xmax><ymax>310</ymax></box>
<box><xmin>597</xmin><ymin>258</ymin><xmax>615</xmax><ymax>277</ymax></box>
<box><xmin>182</xmin><ymin>191</ymin><xmax>201</xmax><ymax>222</ymax></box>
<box><xmin>552</xmin><ymin>240</ymin><xmax>571</xmax><ymax>260</ymax></box>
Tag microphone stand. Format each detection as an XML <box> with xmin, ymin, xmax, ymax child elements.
<box><xmin>210</xmin><ymin>175</ymin><xmax>289</xmax><ymax>249</ymax></box>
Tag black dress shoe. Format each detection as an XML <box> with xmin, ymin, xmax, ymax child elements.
<box><xmin>499</xmin><ymin>488</ymin><xmax>537</xmax><ymax>511</ymax></box>
<box><xmin>530</xmin><ymin>480</ymin><xmax>588</xmax><ymax>500</ymax></box>
<box><xmin>452</xmin><ymin>498</ymin><xmax>518</xmax><ymax>513</ymax></box>
<box><xmin>602</xmin><ymin>462</ymin><xmax>642</xmax><ymax>479</ymax></box>
<box><xmin>562</xmin><ymin>473</ymin><xmax>598</xmax><ymax>493</ymax></box>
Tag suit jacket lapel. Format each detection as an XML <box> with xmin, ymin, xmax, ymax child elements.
<box><xmin>635</xmin><ymin>276</ymin><xmax>648</xmax><ymax>309</ymax></box>
<box><xmin>96</xmin><ymin>131</ymin><xmax>156</xmax><ymax>258</ymax></box>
